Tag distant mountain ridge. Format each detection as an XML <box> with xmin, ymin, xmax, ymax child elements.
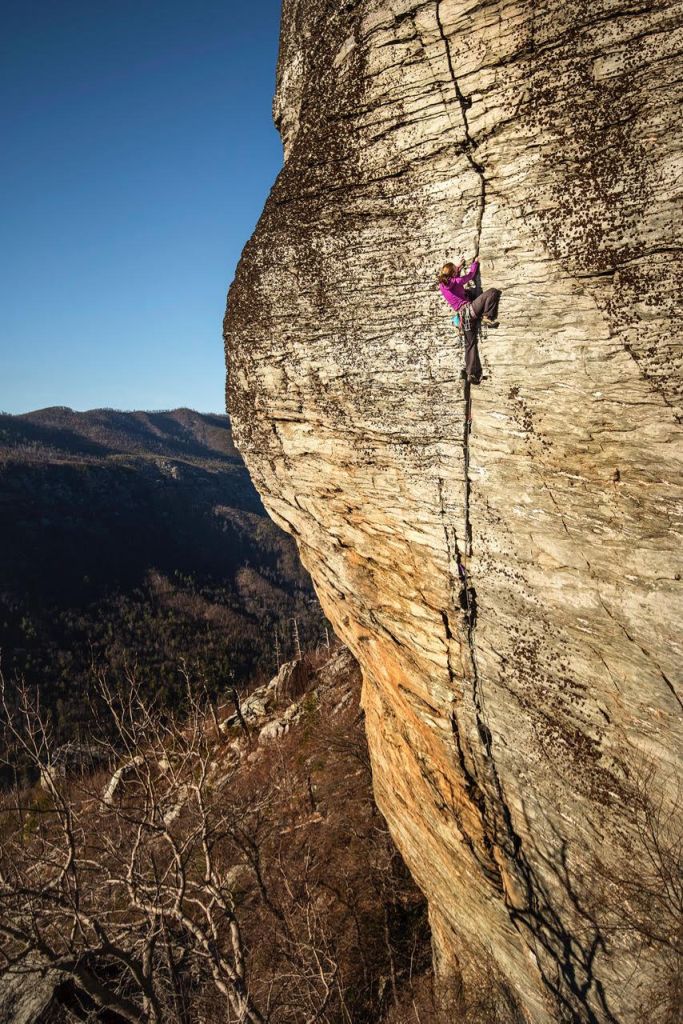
<box><xmin>0</xmin><ymin>406</ymin><xmax>240</xmax><ymax>463</ymax></box>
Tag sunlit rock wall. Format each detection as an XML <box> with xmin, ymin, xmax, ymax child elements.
<box><xmin>225</xmin><ymin>1</ymin><xmax>683</xmax><ymax>1019</ymax></box>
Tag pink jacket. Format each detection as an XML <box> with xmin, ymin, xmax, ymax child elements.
<box><xmin>439</xmin><ymin>259</ymin><xmax>479</xmax><ymax>312</ymax></box>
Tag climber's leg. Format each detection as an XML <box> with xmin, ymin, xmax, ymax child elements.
<box><xmin>464</xmin><ymin>327</ymin><xmax>482</xmax><ymax>382</ymax></box>
<box><xmin>487</xmin><ymin>287</ymin><xmax>501</xmax><ymax>322</ymax></box>
<box><xmin>469</xmin><ymin>288</ymin><xmax>501</xmax><ymax>324</ymax></box>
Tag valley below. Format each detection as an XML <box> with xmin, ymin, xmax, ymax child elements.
<box><xmin>0</xmin><ymin>406</ymin><xmax>328</xmax><ymax>745</ymax></box>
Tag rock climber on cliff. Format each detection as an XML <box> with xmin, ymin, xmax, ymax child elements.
<box><xmin>438</xmin><ymin>258</ymin><xmax>501</xmax><ymax>384</ymax></box>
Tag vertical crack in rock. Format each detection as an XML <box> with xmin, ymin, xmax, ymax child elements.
<box><xmin>431</xmin><ymin>15</ymin><xmax>621</xmax><ymax>1010</ymax></box>
<box><xmin>435</xmin><ymin>0</ymin><xmax>487</xmax><ymax>251</ymax></box>
<box><xmin>432</xmin><ymin>0</ymin><xmax>528</xmax><ymax>965</ymax></box>
<box><xmin>463</xmin><ymin>382</ymin><xmax>474</xmax><ymax>557</ymax></box>
<box><xmin>451</xmin><ymin>392</ymin><xmax>621</xmax><ymax>1023</ymax></box>
<box><xmin>432</xmin><ymin>0</ymin><xmax>494</xmax><ymax>821</ymax></box>
<box><xmin>450</xmin><ymin>479</ymin><xmax>621</xmax><ymax>1021</ymax></box>
<box><xmin>432</xmin><ymin>11</ymin><xmax>492</xmax><ymax>840</ymax></box>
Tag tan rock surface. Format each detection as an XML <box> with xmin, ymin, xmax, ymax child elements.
<box><xmin>225</xmin><ymin>1</ymin><xmax>683</xmax><ymax>1020</ymax></box>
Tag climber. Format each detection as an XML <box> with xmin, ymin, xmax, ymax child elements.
<box><xmin>438</xmin><ymin>258</ymin><xmax>501</xmax><ymax>384</ymax></box>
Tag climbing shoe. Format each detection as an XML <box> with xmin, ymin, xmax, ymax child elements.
<box><xmin>481</xmin><ymin>316</ymin><xmax>499</xmax><ymax>328</ymax></box>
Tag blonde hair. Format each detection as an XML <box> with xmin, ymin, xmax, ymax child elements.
<box><xmin>438</xmin><ymin>262</ymin><xmax>458</xmax><ymax>285</ymax></box>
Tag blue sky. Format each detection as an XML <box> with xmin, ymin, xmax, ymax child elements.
<box><xmin>0</xmin><ymin>1</ymin><xmax>283</xmax><ymax>415</ymax></box>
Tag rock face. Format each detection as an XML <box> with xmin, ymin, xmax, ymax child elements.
<box><xmin>225</xmin><ymin>2</ymin><xmax>682</xmax><ymax>1021</ymax></box>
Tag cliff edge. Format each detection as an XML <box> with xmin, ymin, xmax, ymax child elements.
<box><xmin>225</xmin><ymin>2</ymin><xmax>682</xmax><ymax>1020</ymax></box>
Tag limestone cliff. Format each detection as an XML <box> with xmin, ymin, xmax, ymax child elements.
<box><xmin>224</xmin><ymin>2</ymin><xmax>683</xmax><ymax>1020</ymax></box>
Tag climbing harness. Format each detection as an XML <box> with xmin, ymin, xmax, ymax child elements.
<box><xmin>452</xmin><ymin>297</ymin><xmax>476</xmax><ymax>335</ymax></box>
<box><xmin>451</xmin><ymin>301</ymin><xmax>472</xmax><ymax>337</ymax></box>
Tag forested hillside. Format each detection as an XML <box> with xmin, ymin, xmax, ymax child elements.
<box><xmin>0</xmin><ymin>407</ymin><xmax>327</xmax><ymax>739</ymax></box>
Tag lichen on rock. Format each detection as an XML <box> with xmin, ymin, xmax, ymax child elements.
<box><xmin>224</xmin><ymin>1</ymin><xmax>683</xmax><ymax>1020</ymax></box>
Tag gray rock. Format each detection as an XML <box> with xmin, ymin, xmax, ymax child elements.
<box><xmin>219</xmin><ymin>688</ymin><xmax>272</xmax><ymax>730</ymax></box>
<box><xmin>259</xmin><ymin>718</ymin><xmax>289</xmax><ymax>743</ymax></box>
<box><xmin>268</xmin><ymin>658</ymin><xmax>309</xmax><ymax>701</ymax></box>
<box><xmin>259</xmin><ymin>701</ymin><xmax>303</xmax><ymax>744</ymax></box>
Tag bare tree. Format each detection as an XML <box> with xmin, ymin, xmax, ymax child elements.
<box><xmin>274</xmin><ymin>627</ymin><xmax>282</xmax><ymax>672</ymax></box>
<box><xmin>0</xmin><ymin>652</ymin><xmax>432</xmax><ymax>1024</ymax></box>
<box><xmin>291</xmin><ymin>619</ymin><xmax>302</xmax><ymax>661</ymax></box>
<box><xmin>0</xmin><ymin>671</ymin><xmax>264</xmax><ymax>1024</ymax></box>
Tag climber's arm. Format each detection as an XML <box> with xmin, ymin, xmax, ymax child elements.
<box><xmin>455</xmin><ymin>259</ymin><xmax>479</xmax><ymax>285</ymax></box>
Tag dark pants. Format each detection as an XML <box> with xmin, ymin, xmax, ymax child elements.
<box><xmin>463</xmin><ymin>288</ymin><xmax>501</xmax><ymax>380</ymax></box>
<box><xmin>469</xmin><ymin>287</ymin><xmax>501</xmax><ymax>322</ymax></box>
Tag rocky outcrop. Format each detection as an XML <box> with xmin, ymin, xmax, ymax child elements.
<box><xmin>225</xmin><ymin>2</ymin><xmax>682</xmax><ymax>1020</ymax></box>
<box><xmin>218</xmin><ymin>657</ymin><xmax>308</xmax><ymax>739</ymax></box>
